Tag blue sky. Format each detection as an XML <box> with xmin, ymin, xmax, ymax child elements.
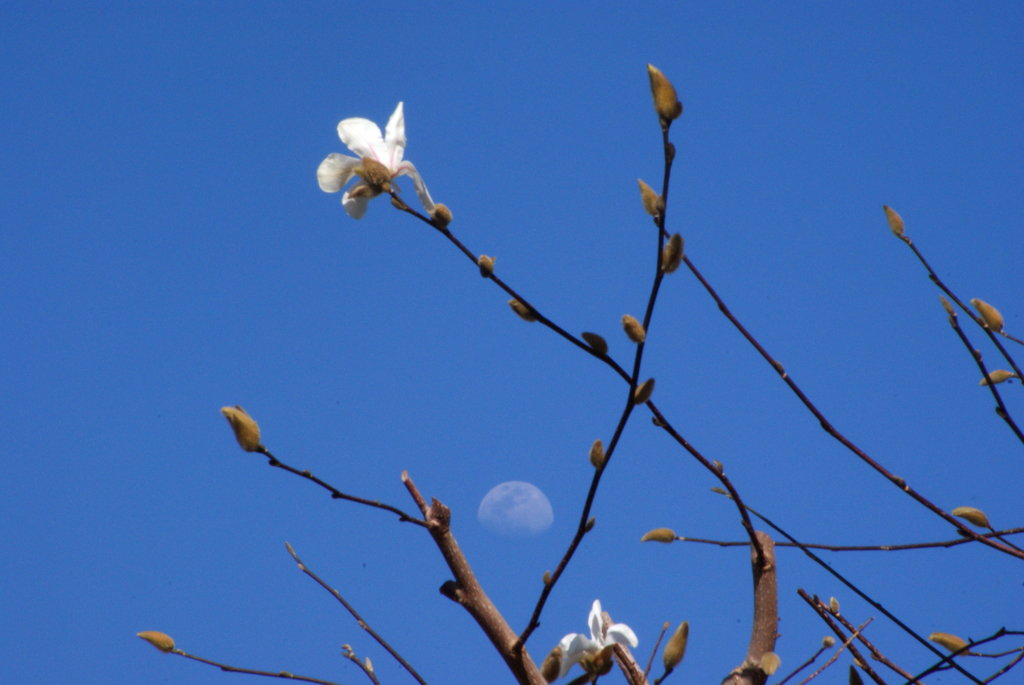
<box><xmin>2</xmin><ymin>3</ymin><xmax>1022</xmax><ymax>684</ymax></box>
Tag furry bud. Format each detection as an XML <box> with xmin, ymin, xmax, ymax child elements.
<box><xmin>970</xmin><ymin>298</ymin><xmax>1004</xmax><ymax>332</ymax></box>
<box><xmin>622</xmin><ymin>315</ymin><xmax>646</xmax><ymax>343</ymax></box>
<box><xmin>509</xmin><ymin>299</ymin><xmax>537</xmax><ymax>322</ymax></box>
<box><xmin>633</xmin><ymin>378</ymin><xmax>655</xmax><ymax>404</ymax></box>
<box><xmin>137</xmin><ymin>631</ymin><xmax>176</xmax><ymax>653</ymax></box>
<box><xmin>883</xmin><ymin>205</ymin><xmax>904</xmax><ymax>237</ymax></box>
<box><xmin>540</xmin><ymin>646</ymin><xmax>562</xmax><ymax>683</ymax></box>
<box><xmin>638</xmin><ymin>179</ymin><xmax>660</xmax><ymax>216</ymax></box>
<box><xmin>431</xmin><ymin>203</ymin><xmax>453</xmax><ymax>228</ymax></box>
<box><xmin>221</xmin><ymin>406</ymin><xmax>261</xmax><ymax>452</ymax></box>
<box><xmin>662</xmin><ymin>621</ymin><xmax>689</xmax><ymax>669</ymax></box>
<box><xmin>952</xmin><ymin>506</ymin><xmax>991</xmax><ymax>528</ymax></box>
<box><xmin>478</xmin><ymin>255</ymin><xmax>495</xmax><ymax>278</ymax></box>
<box><xmin>647</xmin><ymin>64</ymin><xmax>683</xmax><ymax>126</ymax></box>
<box><xmin>641</xmin><ymin>528</ymin><xmax>676</xmax><ymax>543</ymax></box>
<box><xmin>929</xmin><ymin>632</ymin><xmax>969</xmax><ymax>653</ymax></box>
<box><xmin>581</xmin><ymin>332</ymin><xmax>608</xmax><ymax>355</ymax></box>
<box><xmin>980</xmin><ymin>370</ymin><xmax>1016</xmax><ymax>386</ymax></box>
<box><xmin>661</xmin><ymin>233</ymin><xmax>684</xmax><ymax>273</ymax></box>
<box><xmin>589</xmin><ymin>439</ymin><xmax>605</xmax><ymax>468</ymax></box>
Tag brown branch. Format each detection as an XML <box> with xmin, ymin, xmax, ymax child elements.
<box><xmin>284</xmin><ymin>542</ymin><xmax>428</xmax><ymax>685</ymax></box>
<box><xmin>721</xmin><ymin>532</ymin><xmax>777</xmax><ymax>685</ymax></box>
<box><xmin>606</xmin><ymin>612</ymin><xmax>652</xmax><ymax>685</ymax></box>
<box><xmin>643</xmin><ymin>622</ymin><xmax>670</xmax><ymax>684</ymax></box>
<box><xmin>255</xmin><ymin>446</ymin><xmax>426</xmax><ymax>527</ymax></box>
<box><xmin>793</xmin><ymin>623</ymin><xmax>867</xmax><ymax>685</ymax></box>
<box><xmin>797</xmin><ymin>592</ymin><xmax>887</xmax><ymax>685</ymax></box>
<box><xmin>984</xmin><ymin>650</ymin><xmax>1024</xmax><ymax>683</ymax></box>
<box><xmin>907</xmin><ymin>629</ymin><xmax>1024</xmax><ymax>683</ymax></box>
<box><xmin>170</xmin><ymin>649</ymin><xmax>342</xmax><ymax>685</ymax></box>
<box><xmin>730</xmin><ymin>497</ymin><xmax>984</xmax><ymax>683</ymax></box>
<box><xmin>941</xmin><ymin>304</ymin><xmax>1024</xmax><ymax>444</ymax></box>
<box><xmin>340</xmin><ymin>645</ymin><xmax>380</xmax><ymax>685</ymax></box>
<box><xmin>674</xmin><ymin>254</ymin><xmax>1024</xmax><ymax>560</ymax></box>
<box><xmin>400</xmin><ymin>471</ymin><xmax>545</xmax><ymax>685</ymax></box>
<box><xmin>827</xmin><ymin>602</ymin><xmax>918</xmax><ymax>683</ymax></box>
<box><xmin>667</xmin><ymin>527</ymin><xmax>1024</xmax><ymax>551</ymax></box>
<box><xmin>899</xmin><ymin>237</ymin><xmax>1023</xmax><ymax>378</ymax></box>
<box><xmin>775</xmin><ymin>645</ymin><xmax>827</xmax><ymax>685</ymax></box>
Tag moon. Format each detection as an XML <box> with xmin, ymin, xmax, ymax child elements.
<box><xmin>478</xmin><ymin>481</ymin><xmax>554</xmax><ymax>537</ymax></box>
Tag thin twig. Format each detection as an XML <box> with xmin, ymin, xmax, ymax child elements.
<box><xmin>172</xmin><ymin>649</ymin><xmax>341</xmax><ymax>685</ymax></box>
<box><xmin>672</xmin><ymin>253</ymin><xmax>1024</xmax><ymax>559</ymax></box>
<box><xmin>775</xmin><ymin>645</ymin><xmax>826</xmax><ymax>685</ymax></box>
<box><xmin>666</xmin><ymin>527</ymin><xmax>1024</xmax><ymax>551</ymax></box>
<box><xmin>793</xmin><ymin>625</ymin><xmax>865</xmax><ymax>685</ymax></box>
<box><xmin>941</xmin><ymin>304</ymin><xmax>1024</xmax><ymax>444</ymax></box>
<box><xmin>285</xmin><ymin>542</ymin><xmax>429</xmax><ymax>685</ymax></box>
<box><xmin>643</xmin><ymin>622</ymin><xmax>670</xmax><ymax>684</ymax></box>
<box><xmin>256</xmin><ymin>446</ymin><xmax>426</xmax><ymax>527</ymax></box>
<box><xmin>797</xmin><ymin>594</ymin><xmax>885</xmax><ymax>685</ymax></box>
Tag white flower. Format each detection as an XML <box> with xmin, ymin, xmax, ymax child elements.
<box><xmin>317</xmin><ymin>102</ymin><xmax>435</xmax><ymax>219</ymax></box>
<box><xmin>557</xmin><ymin>599</ymin><xmax>638</xmax><ymax>678</ymax></box>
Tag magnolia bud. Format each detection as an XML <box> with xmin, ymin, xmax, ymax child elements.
<box><xmin>585</xmin><ymin>516</ymin><xmax>596</xmax><ymax>532</ymax></box>
<box><xmin>365</xmin><ymin>657</ymin><xmax>373</xmax><ymax>673</ymax></box>
<box><xmin>540</xmin><ymin>646</ymin><xmax>563</xmax><ymax>683</ymax></box>
<box><xmin>137</xmin><ymin>631</ymin><xmax>176</xmax><ymax>653</ymax></box>
<box><xmin>542</xmin><ymin>570</ymin><xmax>551</xmax><ymax>585</ymax></box>
<box><xmin>581</xmin><ymin>332</ymin><xmax>608</xmax><ymax>355</ymax></box>
<box><xmin>822</xmin><ymin>635</ymin><xmax>835</xmax><ymax>649</ymax></box>
<box><xmin>647</xmin><ymin>64</ymin><xmax>683</xmax><ymax>126</ymax></box>
<box><xmin>641</xmin><ymin>528</ymin><xmax>676</xmax><ymax>543</ymax></box>
<box><xmin>622</xmin><ymin>315</ymin><xmax>646</xmax><ymax>343</ymax></box>
<box><xmin>634</xmin><ymin>378</ymin><xmax>655</xmax><ymax>405</ymax></box>
<box><xmin>661</xmin><ymin>233</ymin><xmax>684</xmax><ymax>273</ymax></box>
<box><xmin>509</xmin><ymin>299</ymin><xmax>538</xmax><ymax>322</ymax></box>
<box><xmin>980</xmin><ymin>370</ymin><xmax>1016</xmax><ymax>385</ymax></box>
<box><xmin>662</xmin><ymin>621</ymin><xmax>689</xmax><ymax>669</ymax></box>
<box><xmin>589</xmin><ymin>439</ymin><xmax>605</xmax><ymax>468</ymax></box>
<box><xmin>929</xmin><ymin>632</ymin><xmax>969</xmax><ymax>653</ymax></box>
<box><xmin>478</xmin><ymin>255</ymin><xmax>495</xmax><ymax>278</ymax></box>
<box><xmin>760</xmin><ymin>652</ymin><xmax>781</xmax><ymax>676</ymax></box>
<box><xmin>221</xmin><ymin>406</ymin><xmax>261</xmax><ymax>452</ymax></box>
<box><xmin>970</xmin><ymin>298</ymin><xmax>1004</xmax><ymax>332</ymax></box>
<box><xmin>638</xmin><ymin>179</ymin><xmax>660</xmax><ymax>216</ymax></box>
<box><xmin>829</xmin><ymin>597</ymin><xmax>840</xmax><ymax>615</ymax></box>
<box><xmin>882</xmin><ymin>205</ymin><xmax>904</xmax><ymax>237</ymax></box>
<box><xmin>431</xmin><ymin>203</ymin><xmax>453</xmax><ymax>228</ymax></box>
<box><xmin>940</xmin><ymin>295</ymin><xmax>956</xmax><ymax>317</ymax></box>
<box><xmin>951</xmin><ymin>506</ymin><xmax>991</xmax><ymax>528</ymax></box>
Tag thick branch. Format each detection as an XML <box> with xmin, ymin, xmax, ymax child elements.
<box><xmin>721</xmin><ymin>531</ymin><xmax>777</xmax><ymax>685</ymax></box>
<box><xmin>401</xmin><ymin>471</ymin><xmax>545</xmax><ymax>685</ymax></box>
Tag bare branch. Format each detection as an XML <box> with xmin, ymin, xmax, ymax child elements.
<box><xmin>720</xmin><ymin>532</ymin><xmax>777</xmax><ymax>685</ymax></box>
<box><xmin>284</xmin><ymin>542</ymin><xmax>428</xmax><ymax>685</ymax></box>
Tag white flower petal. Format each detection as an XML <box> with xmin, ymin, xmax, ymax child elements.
<box><xmin>393</xmin><ymin>161</ymin><xmax>434</xmax><ymax>214</ymax></box>
<box><xmin>384</xmin><ymin>102</ymin><xmax>407</xmax><ymax>165</ymax></box>
<box><xmin>588</xmin><ymin>600</ymin><xmax>604</xmax><ymax>642</ymax></box>
<box><xmin>605</xmin><ymin>623</ymin><xmax>639</xmax><ymax>648</ymax></box>
<box><xmin>317</xmin><ymin>153</ymin><xmax>361</xmax><ymax>193</ymax></box>
<box><xmin>342</xmin><ymin>182</ymin><xmax>371</xmax><ymax>219</ymax></box>
<box><xmin>558</xmin><ymin>634</ymin><xmax>600</xmax><ymax>678</ymax></box>
<box><xmin>338</xmin><ymin>117</ymin><xmax>384</xmax><ymax>160</ymax></box>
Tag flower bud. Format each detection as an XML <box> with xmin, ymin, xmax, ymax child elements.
<box><xmin>365</xmin><ymin>657</ymin><xmax>373</xmax><ymax>673</ymax></box>
<box><xmin>829</xmin><ymin>597</ymin><xmax>840</xmax><ymax>615</ymax></box>
<box><xmin>822</xmin><ymin>635</ymin><xmax>835</xmax><ymax>649</ymax></box>
<box><xmin>509</xmin><ymin>299</ymin><xmax>538</xmax><ymax>322</ymax></box>
<box><xmin>661</xmin><ymin>233</ymin><xmax>684</xmax><ymax>273</ymax></box>
<box><xmin>137</xmin><ymin>631</ymin><xmax>176</xmax><ymax>653</ymax></box>
<box><xmin>970</xmin><ymin>298</ymin><xmax>1004</xmax><ymax>332</ymax></box>
<box><xmin>647</xmin><ymin>64</ymin><xmax>683</xmax><ymax>126</ymax></box>
<box><xmin>543</xmin><ymin>570</ymin><xmax>551</xmax><ymax>585</ymax></box>
<box><xmin>951</xmin><ymin>506</ymin><xmax>991</xmax><ymax>528</ymax></box>
<box><xmin>478</xmin><ymin>255</ymin><xmax>495</xmax><ymax>278</ymax></box>
<box><xmin>849</xmin><ymin>665</ymin><xmax>864</xmax><ymax>685</ymax></box>
<box><xmin>638</xmin><ymin>179</ymin><xmax>660</xmax><ymax>216</ymax></box>
<box><xmin>622</xmin><ymin>315</ymin><xmax>646</xmax><ymax>344</ymax></box>
<box><xmin>713</xmin><ymin>460</ymin><xmax>723</xmax><ymax>473</ymax></box>
<box><xmin>662</xmin><ymin>621</ymin><xmax>689</xmax><ymax>669</ymax></box>
<box><xmin>431</xmin><ymin>203</ymin><xmax>453</xmax><ymax>228</ymax></box>
<box><xmin>581</xmin><ymin>332</ymin><xmax>608</xmax><ymax>355</ymax></box>
<box><xmin>540</xmin><ymin>645</ymin><xmax>563</xmax><ymax>683</ymax></box>
<box><xmin>221</xmin><ymin>406</ymin><xmax>261</xmax><ymax>452</ymax></box>
<box><xmin>641</xmin><ymin>527</ymin><xmax>676</xmax><ymax>543</ymax></box>
<box><xmin>980</xmin><ymin>370</ymin><xmax>1016</xmax><ymax>386</ymax></box>
<box><xmin>585</xmin><ymin>516</ymin><xmax>596</xmax><ymax>532</ymax></box>
<box><xmin>633</xmin><ymin>378</ymin><xmax>655</xmax><ymax>405</ymax></box>
<box><xmin>589</xmin><ymin>439</ymin><xmax>605</xmax><ymax>468</ymax></box>
<box><xmin>940</xmin><ymin>296</ymin><xmax>956</xmax><ymax>317</ymax></box>
<box><xmin>760</xmin><ymin>652</ymin><xmax>781</xmax><ymax>676</ymax></box>
<box><xmin>882</xmin><ymin>205</ymin><xmax>904</xmax><ymax>237</ymax></box>
<box><xmin>929</xmin><ymin>632</ymin><xmax>969</xmax><ymax>653</ymax></box>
